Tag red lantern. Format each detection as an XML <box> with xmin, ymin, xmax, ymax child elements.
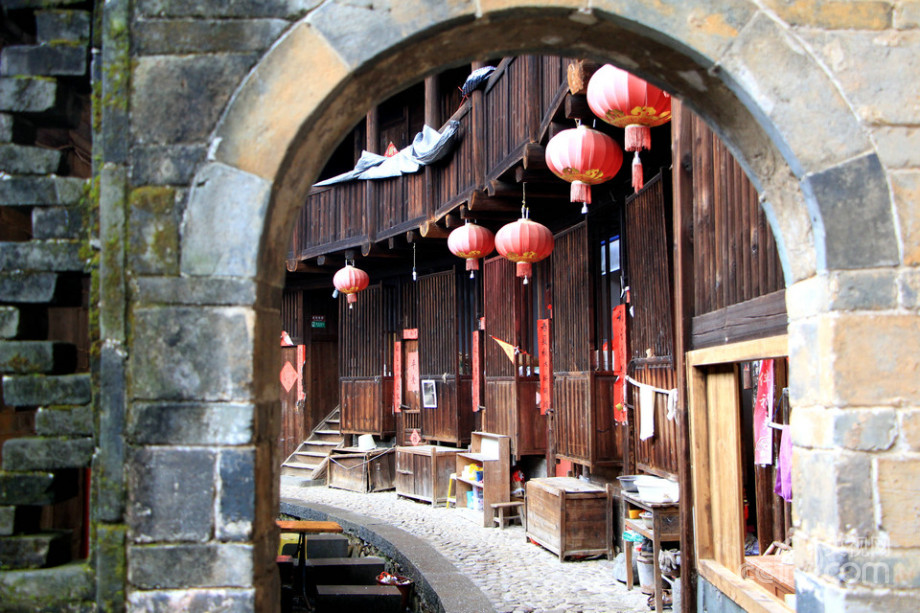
<box><xmin>495</xmin><ymin>216</ymin><xmax>554</xmax><ymax>284</ymax></box>
<box><xmin>544</xmin><ymin>124</ymin><xmax>623</xmax><ymax>214</ymax></box>
<box><xmin>587</xmin><ymin>64</ymin><xmax>671</xmax><ymax>192</ymax></box>
<box><xmin>333</xmin><ymin>264</ymin><xmax>369</xmax><ymax>308</ymax></box>
<box><xmin>448</xmin><ymin>221</ymin><xmax>495</xmax><ymax>277</ymax></box>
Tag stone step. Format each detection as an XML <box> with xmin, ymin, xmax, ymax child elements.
<box><xmin>1</xmin><ymin>44</ymin><xmax>87</xmax><ymax>78</ymax></box>
<box><xmin>0</xmin><ymin>175</ymin><xmax>85</xmax><ymax>206</ymax></box>
<box><xmin>305</xmin><ymin>557</ymin><xmax>386</xmax><ymax>588</ymax></box>
<box><xmin>0</xmin><ymin>561</ymin><xmax>94</xmax><ymax>608</ymax></box>
<box><xmin>0</xmin><ymin>470</ymin><xmax>78</xmax><ymax>506</ymax></box>
<box><xmin>2</xmin><ymin>374</ymin><xmax>91</xmax><ymax>407</ymax></box>
<box><xmin>0</xmin><ymin>341</ymin><xmax>77</xmax><ymax>374</ymax></box>
<box><xmin>36</xmin><ymin>405</ymin><xmax>92</xmax><ymax>437</ymax></box>
<box><xmin>0</xmin><ymin>77</ymin><xmax>80</xmax><ymax>125</ymax></box>
<box><xmin>0</xmin><ymin>530</ymin><xmax>71</xmax><ymax>570</ymax></box>
<box><xmin>32</xmin><ymin>206</ymin><xmax>84</xmax><ymax>239</ymax></box>
<box><xmin>35</xmin><ymin>11</ymin><xmax>91</xmax><ymax>45</ymax></box>
<box><xmin>2</xmin><ymin>437</ymin><xmax>93</xmax><ymax>471</ymax></box>
<box><xmin>311</xmin><ymin>429</ymin><xmax>344</xmax><ymax>443</ymax></box>
<box><xmin>0</xmin><ymin>143</ymin><xmax>63</xmax><ymax>175</ymax></box>
<box><xmin>314</xmin><ymin>584</ymin><xmax>403</xmax><ymax>613</ymax></box>
<box><xmin>0</xmin><ymin>505</ymin><xmax>41</xmax><ymax>536</ymax></box>
<box><xmin>0</xmin><ymin>241</ymin><xmax>85</xmax><ymax>272</ymax></box>
<box><xmin>306</xmin><ymin>534</ymin><xmax>349</xmax><ymax>560</ymax></box>
<box><xmin>0</xmin><ymin>271</ymin><xmax>58</xmax><ymax>303</ymax></box>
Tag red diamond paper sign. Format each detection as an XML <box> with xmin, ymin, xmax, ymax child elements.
<box><xmin>280</xmin><ymin>361</ymin><xmax>298</xmax><ymax>392</ymax></box>
<box><xmin>409</xmin><ymin>429</ymin><xmax>422</xmax><ymax>446</ymax></box>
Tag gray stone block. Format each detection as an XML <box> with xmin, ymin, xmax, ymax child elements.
<box><xmin>32</xmin><ymin>206</ymin><xmax>84</xmax><ymax>239</ymax></box>
<box><xmin>0</xmin><ymin>471</ymin><xmax>78</xmax><ymax>506</ymax></box>
<box><xmin>181</xmin><ymin>162</ymin><xmax>270</xmax><ymax>278</ymax></box>
<box><xmin>2</xmin><ymin>437</ymin><xmax>94</xmax><ymax>471</ymax></box>
<box><xmin>127</xmin><ymin>447</ymin><xmax>215</xmax><ymax>543</ymax></box>
<box><xmin>0</xmin><ymin>272</ymin><xmax>57</xmax><ymax>303</ymax></box>
<box><xmin>127</xmin><ymin>543</ymin><xmax>254</xmax><ymax>589</ymax></box>
<box><xmin>135</xmin><ymin>0</ymin><xmax>321</xmax><ymax>19</ymax></box>
<box><xmin>127</xmin><ymin>587</ymin><xmax>255</xmax><ymax>613</ymax></box>
<box><xmin>36</xmin><ymin>404</ymin><xmax>93</xmax><ymax>436</ymax></box>
<box><xmin>899</xmin><ymin>269</ymin><xmax>920</xmax><ymax>309</ymax></box>
<box><xmin>1</xmin><ymin>44</ymin><xmax>87</xmax><ymax>78</ymax></box>
<box><xmin>134</xmin><ymin>18</ymin><xmax>288</xmax><ymax>55</ymax></box>
<box><xmin>2</xmin><ymin>0</ymin><xmax>85</xmax><ymax>8</ymax></box>
<box><xmin>0</xmin><ymin>308</ymin><xmax>19</xmax><ymax>339</ymax></box>
<box><xmin>0</xmin><ymin>176</ymin><xmax>85</xmax><ymax>206</ymax></box>
<box><xmin>128</xmin><ymin>402</ymin><xmax>255</xmax><ymax>445</ymax></box>
<box><xmin>133</xmin><ymin>277</ymin><xmax>261</xmax><ymax>307</ymax></box>
<box><xmin>131</xmin><ymin>144</ymin><xmax>206</xmax><ymax>185</ymax></box>
<box><xmin>0</xmin><ymin>113</ymin><xmax>12</xmax><ymax>142</ymax></box>
<box><xmin>127</xmin><ymin>186</ymin><xmax>179</xmax><ymax>275</ymax></box>
<box><xmin>0</xmin><ymin>77</ymin><xmax>57</xmax><ymax>113</ymax></box>
<box><xmin>94</xmin><ymin>524</ymin><xmax>125</xmax><ymax>612</ymax></box>
<box><xmin>131</xmin><ymin>307</ymin><xmax>254</xmax><ymax>402</ymax></box>
<box><xmin>0</xmin><ymin>341</ymin><xmax>77</xmax><ymax>374</ymax></box>
<box><xmin>217</xmin><ymin>448</ymin><xmax>255</xmax><ymax>541</ymax></box>
<box><xmin>803</xmin><ymin>153</ymin><xmax>899</xmax><ymax>271</ymax></box>
<box><xmin>0</xmin><ymin>507</ymin><xmax>13</xmax><ymax>536</ymax></box>
<box><xmin>0</xmin><ymin>241</ymin><xmax>84</xmax><ymax>272</ymax></box>
<box><xmin>0</xmin><ymin>561</ymin><xmax>94</xmax><ymax>609</ymax></box>
<box><xmin>0</xmin><ymin>113</ymin><xmax>34</xmax><ymax>143</ymax></box>
<box><xmin>95</xmin><ymin>344</ymin><xmax>126</xmax><ymax>523</ymax></box>
<box><xmin>0</xmin><ymin>144</ymin><xmax>63</xmax><ymax>175</ymax></box>
<box><xmin>36</xmin><ymin>10</ymin><xmax>92</xmax><ymax>44</ymax></box>
<box><xmin>131</xmin><ymin>54</ymin><xmax>258</xmax><ymax>146</ymax></box>
<box><xmin>304</xmin><ymin>557</ymin><xmax>386</xmax><ymax>586</ymax></box>
<box><xmin>306</xmin><ymin>534</ymin><xmax>349</xmax><ymax>559</ymax></box>
<box><xmin>1</xmin><ymin>374</ymin><xmax>91</xmax><ymax>406</ymax></box>
<box><xmin>0</xmin><ymin>530</ymin><xmax>71</xmax><ymax>570</ymax></box>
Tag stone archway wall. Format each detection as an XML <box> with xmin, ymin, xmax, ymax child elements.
<box><xmin>106</xmin><ymin>2</ymin><xmax>920</xmax><ymax>611</ymax></box>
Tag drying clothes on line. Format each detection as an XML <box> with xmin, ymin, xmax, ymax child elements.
<box><xmin>639</xmin><ymin>385</ymin><xmax>655</xmax><ymax>441</ymax></box>
<box><xmin>774</xmin><ymin>424</ymin><xmax>793</xmax><ymax>501</ymax></box>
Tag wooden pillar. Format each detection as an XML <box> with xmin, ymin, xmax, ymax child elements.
<box><xmin>671</xmin><ymin>98</ymin><xmax>696</xmax><ymax>613</ymax></box>
<box><xmin>365</xmin><ymin>108</ymin><xmax>379</xmax><ymax>242</ymax></box>
<box><xmin>424</xmin><ymin>75</ymin><xmax>440</xmax><ymax>218</ymax></box>
<box><xmin>471</xmin><ymin>61</ymin><xmax>486</xmax><ymax>188</ymax></box>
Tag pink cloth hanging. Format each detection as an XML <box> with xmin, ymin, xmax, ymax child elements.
<box><xmin>774</xmin><ymin>424</ymin><xmax>792</xmax><ymax>501</ymax></box>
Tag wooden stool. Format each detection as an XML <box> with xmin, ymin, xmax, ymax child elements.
<box><xmin>491</xmin><ymin>501</ymin><xmax>525</xmax><ymax>529</ymax></box>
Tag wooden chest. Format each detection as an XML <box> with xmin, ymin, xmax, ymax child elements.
<box><xmin>394</xmin><ymin>445</ymin><xmax>461</xmax><ymax>506</ymax></box>
<box><xmin>525</xmin><ymin>477</ymin><xmax>614</xmax><ymax>560</ymax></box>
<box><xmin>327</xmin><ymin>447</ymin><xmax>395</xmax><ymax>493</ymax></box>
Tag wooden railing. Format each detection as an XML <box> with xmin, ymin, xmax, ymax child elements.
<box><xmin>288</xmin><ymin>55</ymin><xmax>569</xmax><ymax>260</ymax></box>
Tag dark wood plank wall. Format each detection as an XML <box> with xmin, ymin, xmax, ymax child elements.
<box><xmin>292</xmin><ymin>180</ymin><xmax>367</xmax><ymax>258</ymax></box>
<box><xmin>279</xmin><ymin>345</ymin><xmax>303</xmax><ymax>460</ymax></box>
<box><xmin>690</xmin><ymin>114</ymin><xmax>784</xmax><ymax>318</ymax></box>
<box><xmin>281</xmin><ymin>290</ymin><xmax>303</xmax><ymax>343</ymax></box>
<box><xmin>483</xmin><ymin>256</ymin><xmax>517</xmax><ymax>442</ymax></box>
<box><xmin>624</xmin><ymin>173</ymin><xmax>681</xmax><ymax>477</ymax></box>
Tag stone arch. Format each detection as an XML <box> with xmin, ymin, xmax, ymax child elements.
<box><xmin>163</xmin><ymin>1</ymin><xmax>903</xmax><ymax>608</ymax></box>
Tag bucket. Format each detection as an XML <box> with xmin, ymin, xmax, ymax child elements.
<box><xmin>663</xmin><ymin>575</ymin><xmax>681</xmax><ymax>611</ymax></box>
<box><xmin>357</xmin><ymin>434</ymin><xmax>376</xmax><ymax>451</ymax></box>
<box><xmin>637</xmin><ymin>550</ymin><xmax>655</xmax><ymax>595</ymax></box>
<box><xmin>377</xmin><ymin>572</ymin><xmax>414</xmax><ymax>609</ymax></box>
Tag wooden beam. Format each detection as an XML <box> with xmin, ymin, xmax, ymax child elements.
<box><xmin>523</xmin><ymin>142</ymin><xmax>547</xmax><ymax>170</ymax></box>
<box><xmin>469</xmin><ymin>189</ymin><xmax>521</xmax><ymax>212</ymax></box>
<box><xmin>515</xmin><ymin>166</ymin><xmax>560</xmax><ymax>184</ymax></box>
<box><xmin>315</xmin><ymin>254</ymin><xmax>342</xmax><ymax>268</ymax></box>
<box><xmin>565</xmin><ymin>94</ymin><xmax>592</xmax><ymax>121</ymax></box>
<box><xmin>419</xmin><ymin>220</ymin><xmax>450</xmax><ymax>239</ymax></box>
<box><xmin>566</xmin><ymin>59</ymin><xmax>601</xmax><ymax>95</ymax></box>
<box><xmin>361</xmin><ymin>241</ymin><xmax>403</xmax><ymax>258</ymax></box>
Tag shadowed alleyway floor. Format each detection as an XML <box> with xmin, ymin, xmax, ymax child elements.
<box><xmin>281</xmin><ymin>481</ymin><xmax>651</xmax><ymax>613</ymax></box>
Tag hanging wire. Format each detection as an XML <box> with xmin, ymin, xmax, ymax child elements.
<box><xmin>412</xmin><ymin>242</ymin><xmax>418</xmax><ymax>281</ymax></box>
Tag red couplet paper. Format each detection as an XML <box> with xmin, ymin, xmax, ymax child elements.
<box><xmin>393</xmin><ymin>340</ymin><xmax>402</xmax><ymax>413</ymax></box>
<box><xmin>538</xmin><ymin>319</ymin><xmax>552</xmax><ymax>415</ymax></box>
<box><xmin>754</xmin><ymin>358</ymin><xmax>775</xmax><ymax>465</ymax></box>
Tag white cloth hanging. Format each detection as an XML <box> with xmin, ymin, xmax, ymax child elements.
<box><xmin>639</xmin><ymin>385</ymin><xmax>655</xmax><ymax>441</ymax></box>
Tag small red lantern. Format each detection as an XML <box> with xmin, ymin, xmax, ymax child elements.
<box><xmin>448</xmin><ymin>221</ymin><xmax>495</xmax><ymax>278</ymax></box>
<box><xmin>544</xmin><ymin>123</ymin><xmax>623</xmax><ymax>214</ymax></box>
<box><xmin>495</xmin><ymin>215</ymin><xmax>554</xmax><ymax>284</ymax></box>
<box><xmin>587</xmin><ymin>64</ymin><xmax>671</xmax><ymax>192</ymax></box>
<box><xmin>333</xmin><ymin>264</ymin><xmax>369</xmax><ymax>308</ymax></box>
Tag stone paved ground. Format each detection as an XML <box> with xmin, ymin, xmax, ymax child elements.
<box><xmin>281</xmin><ymin>482</ymin><xmax>650</xmax><ymax>613</ymax></box>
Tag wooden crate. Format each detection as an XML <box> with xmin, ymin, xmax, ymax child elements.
<box><xmin>327</xmin><ymin>447</ymin><xmax>395</xmax><ymax>493</ymax></box>
<box><xmin>394</xmin><ymin>445</ymin><xmax>461</xmax><ymax>505</ymax></box>
<box><xmin>525</xmin><ymin>477</ymin><xmax>613</xmax><ymax>561</ymax></box>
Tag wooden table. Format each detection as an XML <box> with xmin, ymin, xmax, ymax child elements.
<box><xmin>327</xmin><ymin>447</ymin><xmax>395</xmax><ymax>493</ymax></box>
<box><xmin>743</xmin><ymin>555</ymin><xmax>795</xmax><ymax>599</ymax></box>
<box><xmin>525</xmin><ymin>477</ymin><xmax>614</xmax><ymax>561</ymax></box>
<box><xmin>275</xmin><ymin>520</ymin><xmax>344</xmax><ymax>599</ymax></box>
<box><xmin>622</xmin><ymin>492</ymin><xmax>680</xmax><ymax>613</ymax></box>
<box><xmin>395</xmin><ymin>445</ymin><xmax>462</xmax><ymax>506</ymax></box>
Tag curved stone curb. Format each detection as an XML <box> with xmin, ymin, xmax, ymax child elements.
<box><xmin>280</xmin><ymin>498</ymin><xmax>497</xmax><ymax>613</ymax></box>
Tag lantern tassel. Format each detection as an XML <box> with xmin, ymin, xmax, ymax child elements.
<box><xmin>516</xmin><ymin>261</ymin><xmax>532</xmax><ymax>281</ymax></box>
<box><xmin>346</xmin><ymin>293</ymin><xmax>357</xmax><ymax>305</ymax></box>
<box><xmin>466</xmin><ymin>258</ymin><xmax>479</xmax><ymax>272</ymax></box>
<box><xmin>571</xmin><ymin>180</ymin><xmax>591</xmax><ymax>206</ymax></box>
<box><xmin>624</xmin><ymin>125</ymin><xmax>651</xmax><ymax>152</ymax></box>
<box><xmin>631</xmin><ymin>151</ymin><xmax>644</xmax><ymax>193</ymax></box>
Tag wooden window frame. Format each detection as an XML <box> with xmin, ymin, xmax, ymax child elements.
<box><xmin>686</xmin><ymin>335</ymin><xmax>792</xmax><ymax>613</ymax></box>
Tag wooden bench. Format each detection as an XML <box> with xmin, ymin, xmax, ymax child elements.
<box><xmin>491</xmin><ymin>501</ymin><xmax>525</xmax><ymax>529</ymax></box>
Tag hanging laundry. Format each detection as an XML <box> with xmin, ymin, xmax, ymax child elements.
<box><xmin>666</xmin><ymin>389</ymin><xmax>678</xmax><ymax>421</ymax></box>
<box><xmin>639</xmin><ymin>384</ymin><xmax>655</xmax><ymax>441</ymax></box>
<box><xmin>753</xmin><ymin>359</ymin><xmax>775</xmax><ymax>465</ymax></box>
<box><xmin>774</xmin><ymin>424</ymin><xmax>793</xmax><ymax>501</ymax></box>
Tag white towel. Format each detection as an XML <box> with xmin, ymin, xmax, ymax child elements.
<box><xmin>666</xmin><ymin>389</ymin><xmax>678</xmax><ymax>421</ymax></box>
<box><xmin>639</xmin><ymin>384</ymin><xmax>655</xmax><ymax>440</ymax></box>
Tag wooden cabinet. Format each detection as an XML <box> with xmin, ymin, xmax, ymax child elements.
<box><xmin>394</xmin><ymin>445</ymin><xmax>461</xmax><ymax>506</ymax></box>
<box><xmin>622</xmin><ymin>492</ymin><xmax>680</xmax><ymax>613</ymax></box>
<box><xmin>525</xmin><ymin>477</ymin><xmax>614</xmax><ymax>561</ymax></box>
<box><xmin>453</xmin><ymin>432</ymin><xmax>510</xmax><ymax>527</ymax></box>
<box><xmin>327</xmin><ymin>447</ymin><xmax>395</xmax><ymax>493</ymax></box>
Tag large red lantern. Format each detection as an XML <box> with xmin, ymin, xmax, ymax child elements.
<box><xmin>448</xmin><ymin>221</ymin><xmax>495</xmax><ymax>278</ymax></box>
<box><xmin>587</xmin><ymin>64</ymin><xmax>671</xmax><ymax>192</ymax></box>
<box><xmin>495</xmin><ymin>215</ymin><xmax>554</xmax><ymax>284</ymax></box>
<box><xmin>333</xmin><ymin>264</ymin><xmax>369</xmax><ymax>308</ymax></box>
<box><xmin>544</xmin><ymin>123</ymin><xmax>623</xmax><ymax>214</ymax></box>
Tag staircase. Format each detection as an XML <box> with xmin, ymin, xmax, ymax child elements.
<box><xmin>281</xmin><ymin>407</ymin><xmax>346</xmax><ymax>485</ymax></box>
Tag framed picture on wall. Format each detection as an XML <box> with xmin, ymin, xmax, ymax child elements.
<box><xmin>421</xmin><ymin>380</ymin><xmax>437</xmax><ymax>408</ymax></box>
